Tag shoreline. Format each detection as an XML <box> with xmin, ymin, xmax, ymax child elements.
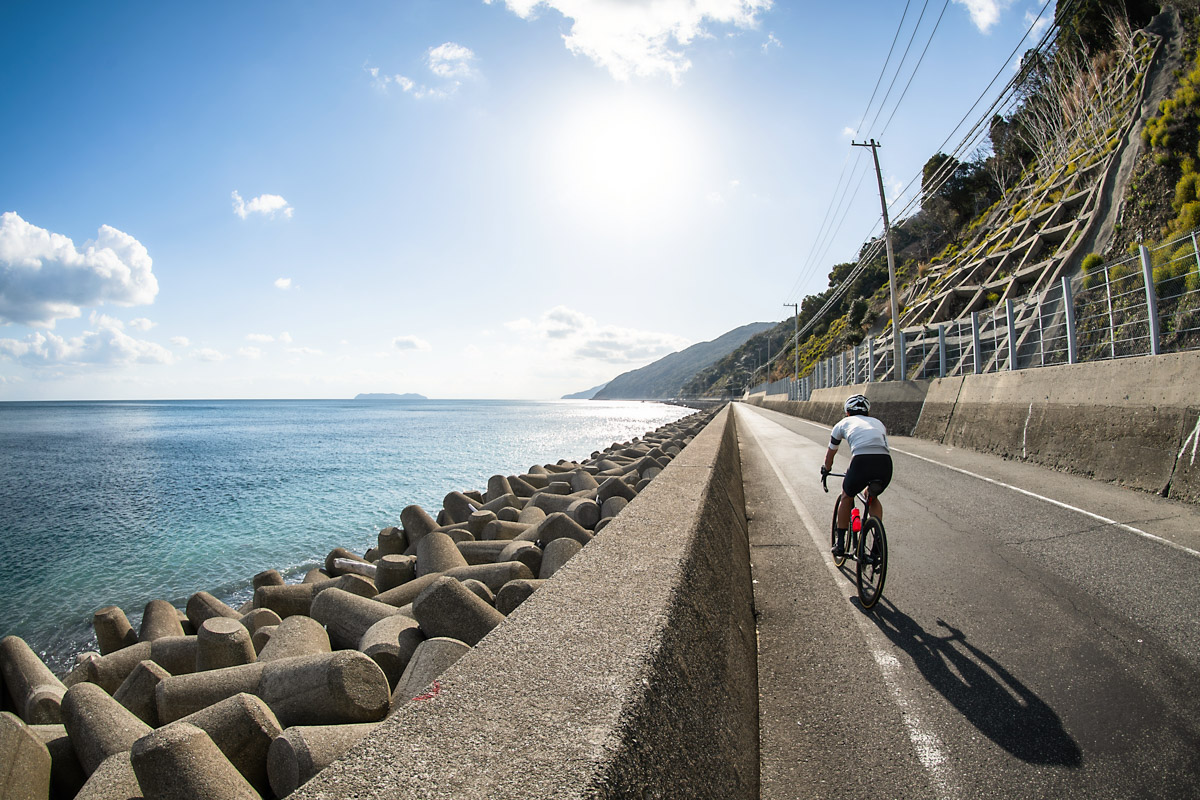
<box><xmin>1</xmin><ymin>406</ymin><xmax>720</xmax><ymax>798</ymax></box>
<box><xmin>2</xmin><ymin>399</ymin><xmax>695</xmax><ymax>677</ymax></box>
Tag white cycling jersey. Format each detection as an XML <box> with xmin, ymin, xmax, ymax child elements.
<box><xmin>829</xmin><ymin>414</ymin><xmax>890</xmax><ymax>456</ymax></box>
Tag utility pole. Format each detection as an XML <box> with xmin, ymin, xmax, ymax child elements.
<box><xmin>784</xmin><ymin>303</ymin><xmax>798</xmax><ymax>381</ymax></box>
<box><xmin>852</xmin><ymin>138</ymin><xmax>902</xmax><ymax>381</ymax></box>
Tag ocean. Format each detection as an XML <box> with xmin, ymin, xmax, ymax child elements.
<box><xmin>0</xmin><ymin>398</ymin><xmax>694</xmax><ymax>675</ymax></box>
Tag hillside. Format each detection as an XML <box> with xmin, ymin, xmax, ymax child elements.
<box><xmin>561</xmin><ymin>383</ymin><xmax>608</xmax><ymax>400</ymax></box>
<box><xmin>692</xmin><ymin>2</ymin><xmax>1193</xmax><ymax>395</ymax></box>
<box><xmin>590</xmin><ymin>322</ymin><xmax>775</xmax><ymax>400</ymax></box>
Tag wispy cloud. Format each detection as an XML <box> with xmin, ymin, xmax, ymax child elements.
<box><xmin>0</xmin><ymin>314</ymin><xmax>172</xmax><ymax>367</ymax></box>
<box><xmin>274</xmin><ymin>277</ymin><xmax>292</xmax><ymax>290</ymax></box>
<box><xmin>427</xmin><ymin>43</ymin><xmax>477</xmax><ymax>79</ymax></box>
<box><xmin>1025</xmin><ymin>7</ymin><xmax>1051</xmax><ymax>40</ymax></box>
<box><xmin>231</xmin><ymin>191</ymin><xmax>293</xmax><ymax>220</ymax></box>
<box><xmin>953</xmin><ymin>0</ymin><xmax>1013</xmax><ymax>34</ymax></box>
<box><xmin>193</xmin><ymin>348</ymin><xmax>227</xmax><ymax>362</ymax></box>
<box><xmin>393</xmin><ymin>335</ymin><xmax>432</xmax><ymax>351</ymax></box>
<box><xmin>0</xmin><ymin>212</ymin><xmax>159</xmax><ymax>328</ymax></box>
<box><xmin>368</xmin><ymin>41</ymin><xmax>477</xmax><ymax>100</ymax></box>
<box><xmin>762</xmin><ymin>32</ymin><xmax>782</xmax><ymax>53</ymax></box>
<box><xmin>506</xmin><ymin>305</ymin><xmax>689</xmax><ymax>363</ymax></box>
<box><xmin>487</xmin><ymin>0</ymin><xmax>772</xmax><ymax>83</ymax></box>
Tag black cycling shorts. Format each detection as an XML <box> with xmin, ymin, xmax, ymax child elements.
<box><xmin>843</xmin><ymin>454</ymin><xmax>893</xmax><ymax>497</ymax></box>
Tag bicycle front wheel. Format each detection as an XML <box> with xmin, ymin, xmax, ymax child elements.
<box><xmin>831</xmin><ymin>495</ymin><xmax>847</xmax><ymax>567</ymax></box>
<box><xmin>856</xmin><ymin>517</ymin><xmax>888</xmax><ymax>609</ymax></box>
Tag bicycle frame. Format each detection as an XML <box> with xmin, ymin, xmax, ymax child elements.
<box><xmin>821</xmin><ymin>469</ymin><xmax>889</xmax><ymax>609</ymax></box>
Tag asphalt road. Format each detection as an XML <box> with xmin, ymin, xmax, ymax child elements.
<box><xmin>737</xmin><ymin>403</ymin><xmax>1200</xmax><ymax>800</ymax></box>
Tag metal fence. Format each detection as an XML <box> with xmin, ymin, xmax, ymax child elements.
<box><xmin>747</xmin><ymin>227</ymin><xmax>1200</xmax><ymax>397</ymax></box>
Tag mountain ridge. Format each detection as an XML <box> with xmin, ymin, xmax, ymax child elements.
<box><xmin>590</xmin><ymin>322</ymin><xmax>775</xmax><ymax>400</ymax></box>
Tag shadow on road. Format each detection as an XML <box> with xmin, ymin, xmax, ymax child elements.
<box><xmin>868</xmin><ymin>599</ymin><xmax>1082</xmax><ymax>767</ymax></box>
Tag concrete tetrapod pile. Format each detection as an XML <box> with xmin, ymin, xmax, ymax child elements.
<box><xmin>0</xmin><ymin>408</ymin><xmax>717</xmax><ymax>800</ymax></box>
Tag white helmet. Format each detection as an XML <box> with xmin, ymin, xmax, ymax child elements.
<box><xmin>844</xmin><ymin>394</ymin><xmax>870</xmax><ymax>415</ymax></box>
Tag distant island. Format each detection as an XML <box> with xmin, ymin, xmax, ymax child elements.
<box><xmin>354</xmin><ymin>393</ymin><xmax>428</xmax><ymax>400</ymax></box>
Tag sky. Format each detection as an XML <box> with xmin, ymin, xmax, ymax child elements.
<box><xmin>0</xmin><ymin>0</ymin><xmax>1055</xmax><ymax>400</ymax></box>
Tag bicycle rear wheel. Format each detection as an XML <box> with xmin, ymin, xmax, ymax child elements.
<box><xmin>855</xmin><ymin>517</ymin><xmax>888</xmax><ymax>609</ymax></box>
<box><xmin>831</xmin><ymin>495</ymin><xmax>847</xmax><ymax>567</ymax></box>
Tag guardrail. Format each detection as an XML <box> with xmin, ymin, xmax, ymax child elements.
<box><xmin>749</xmin><ymin>227</ymin><xmax>1200</xmax><ymax>398</ymax></box>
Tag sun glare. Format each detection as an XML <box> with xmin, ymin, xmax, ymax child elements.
<box><xmin>547</xmin><ymin>92</ymin><xmax>704</xmax><ymax>226</ymax></box>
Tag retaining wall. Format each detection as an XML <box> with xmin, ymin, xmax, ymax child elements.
<box><xmin>294</xmin><ymin>404</ymin><xmax>759</xmax><ymax>799</ymax></box>
<box><xmin>746</xmin><ymin>351</ymin><xmax>1200</xmax><ymax>503</ymax></box>
<box><xmin>747</xmin><ymin>380</ymin><xmax>931</xmax><ymax>435</ymax></box>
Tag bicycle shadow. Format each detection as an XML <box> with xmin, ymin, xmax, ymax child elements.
<box><xmin>866</xmin><ymin>599</ymin><xmax>1082</xmax><ymax>767</ymax></box>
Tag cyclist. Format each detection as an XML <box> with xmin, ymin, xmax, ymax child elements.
<box><xmin>821</xmin><ymin>393</ymin><xmax>893</xmax><ymax>558</ymax></box>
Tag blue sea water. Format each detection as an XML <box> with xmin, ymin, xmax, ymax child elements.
<box><xmin>0</xmin><ymin>398</ymin><xmax>694</xmax><ymax>674</ymax></box>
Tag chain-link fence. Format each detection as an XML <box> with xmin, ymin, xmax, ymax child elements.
<box><xmin>747</xmin><ymin>227</ymin><xmax>1200</xmax><ymax>397</ymax></box>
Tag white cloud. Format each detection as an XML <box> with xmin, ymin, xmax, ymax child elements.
<box><xmin>393</xmin><ymin>335</ymin><xmax>432</xmax><ymax>351</ymax></box>
<box><xmin>274</xmin><ymin>277</ymin><xmax>292</xmax><ymax>290</ymax></box>
<box><xmin>170</xmin><ymin>336</ymin><xmax>190</xmax><ymax>347</ymax></box>
<box><xmin>427</xmin><ymin>43</ymin><xmax>476</xmax><ymax>79</ymax></box>
<box><xmin>367</xmin><ymin>44</ymin><xmax>473</xmax><ymax>101</ymax></box>
<box><xmin>279</xmin><ymin>331</ymin><xmax>293</xmax><ymax>343</ymax></box>
<box><xmin>953</xmin><ymin>0</ymin><xmax>1012</xmax><ymax>33</ymax></box>
<box><xmin>231</xmin><ymin>191</ymin><xmax>294</xmax><ymax>220</ymax></box>
<box><xmin>0</xmin><ymin>315</ymin><xmax>173</xmax><ymax>367</ymax></box>
<box><xmin>238</xmin><ymin>346</ymin><xmax>264</xmax><ymax>359</ymax></box>
<box><xmin>193</xmin><ymin>348</ymin><xmax>226</xmax><ymax>362</ymax></box>
<box><xmin>1025</xmin><ymin>7</ymin><xmax>1051</xmax><ymax>40</ymax></box>
<box><xmin>285</xmin><ymin>346</ymin><xmax>323</xmax><ymax>356</ymax></box>
<box><xmin>762</xmin><ymin>32</ymin><xmax>781</xmax><ymax>53</ymax></box>
<box><xmin>246</xmin><ymin>333</ymin><xmax>275</xmax><ymax>343</ymax></box>
<box><xmin>507</xmin><ymin>305</ymin><xmax>689</xmax><ymax>364</ymax></box>
<box><xmin>842</xmin><ymin>126</ymin><xmax>857</xmax><ymax>138</ymax></box>
<box><xmin>488</xmin><ymin>0</ymin><xmax>772</xmax><ymax>83</ymax></box>
<box><xmin>128</xmin><ymin>317</ymin><xmax>155</xmax><ymax>331</ymax></box>
<box><xmin>0</xmin><ymin>212</ymin><xmax>159</xmax><ymax>327</ymax></box>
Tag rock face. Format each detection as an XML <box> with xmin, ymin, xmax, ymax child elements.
<box><xmin>0</xmin><ymin>407</ymin><xmax>719</xmax><ymax>799</ymax></box>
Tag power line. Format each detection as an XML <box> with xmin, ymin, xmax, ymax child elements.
<box><xmin>879</xmin><ymin>0</ymin><xmax>954</xmax><ymax>137</ymax></box>
<box><xmin>855</xmin><ymin>0</ymin><xmax>915</xmax><ymax>136</ymax></box>
<box><xmin>866</xmin><ymin>0</ymin><xmax>933</xmax><ymax>135</ymax></box>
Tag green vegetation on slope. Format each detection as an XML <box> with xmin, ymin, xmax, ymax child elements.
<box><xmin>694</xmin><ymin>2</ymin><xmax>1193</xmax><ymax>396</ymax></box>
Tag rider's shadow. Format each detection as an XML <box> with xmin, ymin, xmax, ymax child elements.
<box><xmin>869</xmin><ymin>600</ymin><xmax>1082</xmax><ymax>767</ymax></box>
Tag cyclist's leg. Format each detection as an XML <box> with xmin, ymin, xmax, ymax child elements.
<box><xmin>868</xmin><ymin>495</ymin><xmax>883</xmax><ymax>521</ymax></box>
<box><xmin>863</xmin><ymin>455</ymin><xmax>893</xmax><ymax>521</ymax></box>
<box><xmin>837</xmin><ymin>492</ymin><xmax>854</xmax><ymax>528</ymax></box>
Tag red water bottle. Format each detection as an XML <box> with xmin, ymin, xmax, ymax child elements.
<box><xmin>851</xmin><ymin>508</ymin><xmax>862</xmax><ymax>533</ymax></box>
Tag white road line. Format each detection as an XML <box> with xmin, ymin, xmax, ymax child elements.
<box><xmin>753</xmin><ymin>405</ymin><xmax>1200</xmax><ymax>561</ymax></box>
<box><xmin>891</xmin><ymin>448</ymin><xmax>1200</xmax><ymax>559</ymax></box>
<box><xmin>737</xmin><ymin>407</ymin><xmax>961</xmax><ymax>800</ymax></box>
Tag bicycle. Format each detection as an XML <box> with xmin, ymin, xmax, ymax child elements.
<box><xmin>821</xmin><ymin>469</ymin><xmax>888</xmax><ymax>609</ymax></box>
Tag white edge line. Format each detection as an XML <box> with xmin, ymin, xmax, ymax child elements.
<box><xmin>891</xmin><ymin>448</ymin><xmax>1200</xmax><ymax>560</ymax></box>
<box><xmin>753</xmin><ymin>405</ymin><xmax>1200</xmax><ymax>561</ymax></box>
<box><xmin>736</xmin><ymin>407</ymin><xmax>961</xmax><ymax>800</ymax></box>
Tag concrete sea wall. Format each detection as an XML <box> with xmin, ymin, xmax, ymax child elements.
<box><xmin>748</xmin><ymin>350</ymin><xmax>1200</xmax><ymax>503</ymax></box>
